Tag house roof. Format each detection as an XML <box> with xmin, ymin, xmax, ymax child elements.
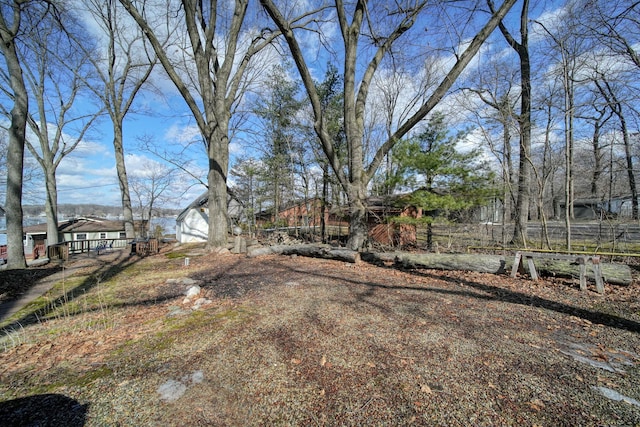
<box><xmin>176</xmin><ymin>191</ymin><xmax>243</xmax><ymax>222</ymax></box>
<box><xmin>23</xmin><ymin>217</ymin><xmax>129</xmax><ymax>235</ymax></box>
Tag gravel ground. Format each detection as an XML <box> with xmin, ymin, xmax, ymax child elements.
<box><xmin>1</xmin><ymin>248</ymin><xmax>639</xmax><ymax>426</ymax></box>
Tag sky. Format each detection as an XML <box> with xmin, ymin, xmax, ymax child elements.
<box><xmin>6</xmin><ymin>0</ymin><xmax>623</xmax><ymax>214</ymax></box>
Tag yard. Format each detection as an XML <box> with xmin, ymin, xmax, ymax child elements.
<box><xmin>0</xmin><ymin>244</ymin><xmax>639</xmax><ymax>425</ymax></box>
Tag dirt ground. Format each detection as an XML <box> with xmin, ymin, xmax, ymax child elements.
<box><xmin>1</xmin><ymin>247</ymin><xmax>639</xmax><ymax>426</ymax></box>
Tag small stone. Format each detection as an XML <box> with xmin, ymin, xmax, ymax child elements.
<box><xmin>191</xmin><ymin>371</ymin><xmax>204</xmax><ymax>384</ymax></box>
<box><xmin>192</xmin><ymin>297</ymin><xmax>211</xmax><ymax>310</ymax></box>
<box><xmin>185</xmin><ymin>285</ymin><xmax>201</xmax><ymax>298</ymax></box>
<box><xmin>167</xmin><ymin>306</ymin><xmax>188</xmax><ymax>317</ymax></box>
<box><xmin>157</xmin><ymin>379</ymin><xmax>187</xmax><ymax>402</ymax></box>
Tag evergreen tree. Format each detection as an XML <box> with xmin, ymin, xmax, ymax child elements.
<box><xmin>391</xmin><ymin>112</ymin><xmax>496</xmax><ymax>249</ymax></box>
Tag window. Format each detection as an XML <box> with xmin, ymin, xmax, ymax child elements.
<box><xmin>76</xmin><ymin>233</ymin><xmax>87</xmax><ymax>240</ymax></box>
<box><xmin>100</xmin><ymin>232</ymin><xmax>107</xmax><ymax>239</ymax></box>
<box><xmin>119</xmin><ymin>232</ymin><xmax>126</xmax><ymax>238</ymax></box>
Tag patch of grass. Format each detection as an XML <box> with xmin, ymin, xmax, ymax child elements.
<box><xmin>74</xmin><ymin>365</ymin><xmax>115</xmax><ymax>387</ymax></box>
<box><xmin>164</xmin><ymin>243</ymin><xmax>207</xmax><ymax>259</ymax></box>
<box><xmin>165</xmin><ymin>252</ymin><xmax>188</xmax><ymax>259</ymax></box>
<box><xmin>0</xmin><ymin>323</ymin><xmax>29</xmax><ymax>351</ymax></box>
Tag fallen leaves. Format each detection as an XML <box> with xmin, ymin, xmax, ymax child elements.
<box><xmin>1</xmin><ymin>251</ymin><xmax>639</xmax><ymax>425</ymax></box>
<box><xmin>526</xmin><ymin>398</ymin><xmax>546</xmax><ymax>411</ymax></box>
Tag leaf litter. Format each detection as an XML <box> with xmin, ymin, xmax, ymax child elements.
<box><xmin>0</xmin><ymin>250</ymin><xmax>639</xmax><ymax>425</ymax></box>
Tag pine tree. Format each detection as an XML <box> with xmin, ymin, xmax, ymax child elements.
<box><xmin>390</xmin><ymin>112</ymin><xmax>496</xmax><ymax>249</ymax></box>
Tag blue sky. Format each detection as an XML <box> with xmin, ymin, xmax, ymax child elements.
<box><xmin>11</xmin><ymin>0</ymin><xmax>598</xmax><ymax>213</ymax></box>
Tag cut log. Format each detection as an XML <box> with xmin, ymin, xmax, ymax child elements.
<box><xmin>247</xmin><ymin>244</ymin><xmax>360</xmax><ymax>263</ymax></box>
<box><xmin>515</xmin><ymin>258</ymin><xmax>632</xmax><ymax>286</ymax></box>
<box><xmin>391</xmin><ymin>252</ymin><xmax>631</xmax><ymax>286</ymax></box>
<box><xmin>247</xmin><ymin>245</ymin><xmax>633</xmax><ymax>286</ymax></box>
<box><xmin>393</xmin><ymin>253</ymin><xmax>507</xmax><ymax>274</ymax></box>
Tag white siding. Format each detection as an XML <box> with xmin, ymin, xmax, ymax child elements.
<box><xmin>177</xmin><ymin>208</ymin><xmax>209</xmax><ymax>243</ymax></box>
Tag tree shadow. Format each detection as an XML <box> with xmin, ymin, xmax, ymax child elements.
<box><xmin>0</xmin><ymin>393</ymin><xmax>88</xmax><ymax>427</ymax></box>
<box><xmin>279</xmin><ymin>260</ymin><xmax>640</xmax><ymax>334</ymax></box>
<box><xmin>411</xmin><ymin>268</ymin><xmax>640</xmax><ymax>333</ymax></box>
<box><xmin>0</xmin><ymin>253</ymin><xmax>143</xmax><ymax>333</ymax></box>
<box><xmin>0</xmin><ymin>266</ymin><xmax>64</xmax><ymax>306</ymax></box>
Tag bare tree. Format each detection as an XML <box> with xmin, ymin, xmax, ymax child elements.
<box><xmin>261</xmin><ymin>0</ymin><xmax>518</xmax><ymax>250</ymax></box>
<box><xmin>583</xmin><ymin>0</ymin><xmax>639</xmax><ymax>69</ymax></box>
<box><xmin>128</xmin><ymin>158</ymin><xmax>175</xmax><ymax>237</ymax></box>
<box><xmin>534</xmin><ymin>4</ymin><xmax>592</xmax><ymax>251</ymax></box>
<box><xmin>594</xmin><ymin>75</ymin><xmax>638</xmax><ymax>219</ymax></box>
<box><xmin>0</xmin><ymin>0</ymin><xmax>54</xmax><ymax>269</ymax></box>
<box><xmin>17</xmin><ymin>9</ymin><xmax>103</xmax><ymax>246</ymax></box>
<box><xmin>78</xmin><ymin>0</ymin><xmax>158</xmax><ymax>239</ymax></box>
<box><xmin>488</xmin><ymin>0</ymin><xmax>532</xmax><ymax>247</ymax></box>
<box><xmin>119</xmin><ymin>0</ymin><xmax>286</xmax><ymax>249</ymax></box>
<box><xmin>371</xmin><ymin>61</ymin><xmax>438</xmax><ymax>196</ymax></box>
<box><xmin>581</xmin><ymin>0</ymin><xmax>639</xmax><ymax>219</ymax></box>
<box><xmin>462</xmin><ymin>59</ymin><xmax>520</xmax><ymax>246</ymax></box>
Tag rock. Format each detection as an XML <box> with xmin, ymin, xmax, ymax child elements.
<box><xmin>191</xmin><ymin>371</ymin><xmax>204</xmax><ymax>384</ymax></box>
<box><xmin>167</xmin><ymin>306</ymin><xmax>188</xmax><ymax>317</ymax></box>
<box><xmin>157</xmin><ymin>379</ymin><xmax>187</xmax><ymax>402</ymax></box>
<box><xmin>232</xmin><ymin>236</ymin><xmax>247</xmax><ymax>254</ymax></box>
<box><xmin>212</xmin><ymin>247</ymin><xmax>230</xmax><ymax>255</ymax></box>
<box><xmin>191</xmin><ymin>297</ymin><xmax>212</xmax><ymax>310</ymax></box>
<box><xmin>592</xmin><ymin>386</ymin><xmax>640</xmax><ymax>408</ymax></box>
<box><xmin>185</xmin><ymin>285</ymin><xmax>201</xmax><ymax>298</ymax></box>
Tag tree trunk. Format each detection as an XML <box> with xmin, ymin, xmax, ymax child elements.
<box><xmin>346</xmin><ymin>184</ymin><xmax>368</xmax><ymax>251</ymax></box>
<box><xmin>44</xmin><ymin>166</ymin><xmax>59</xmax><ymax>246</ymax></box>
<box><xmin>248</xmin><ymin>243</ymin><xmax>361</xmax><ymax>263</ymax></box>
<box><xmin>321</xmin><ymin>164</ymin><xmax>328</xmax><ymax>243</ymax></box>
<box><xmin>564</xmin><ymin>76</ymin><xmax>574</xmax><ymax>251</ymax></box>
<box><xmin>113</xmin><ymin>124</ymin><xmax>135</xmax><ymax>239</ymax></box>
<box><xmin>619</xmin><ymin>111</ymin><xmax>638</xmax><ymax>220</ymax></box>
<box><xmin>1</xmin><ymin>17</ymin><xmax>28</xmax><ymax>270</ymax></box>
<box><xmin>207</xmin><ymin>125</ymin><xmax>230</xmax><ymax>249</ymax></box>
<box><xmin>494</xmin><ymin>0</ymin><xmax>531</xmax><ymax>248</ymax></box>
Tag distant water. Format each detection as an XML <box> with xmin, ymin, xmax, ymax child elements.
<box><xmin>0</xmin><ymin>217</ymin><xmax>5</xmax><ymax>245</ymax></box>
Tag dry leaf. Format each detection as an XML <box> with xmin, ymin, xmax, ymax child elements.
<box><xmin>320</xmin><ymin>355</ymin><xmax>326</xmax><ymax>367</ymax></box>
<box><xmin>291</xmin><ymin>358</ymin><xmax>301</xmax><ymax>365</ymax></box>
<box><xmin>420</xmin><ymin>384</ymin><xmax>433</xmax><ymax>394</ymax></box>
<box><xmin>527</xmin><ymin>399</ymin><xmax>545</xmax><ymax>411</ymax></box>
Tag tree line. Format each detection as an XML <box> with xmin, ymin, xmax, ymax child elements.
<box><xmin>1</xmin><ymin>0</ymin><xmax>638</xmax><ymax>269</ymax></box>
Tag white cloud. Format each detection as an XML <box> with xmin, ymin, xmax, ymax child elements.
<box><xmin>164</xmin><ymin>123</ymin><xmax>202</xmax><ymax>145</ymax></box>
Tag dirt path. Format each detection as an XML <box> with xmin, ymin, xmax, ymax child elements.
<box><xmin>0</xmin><ymin>251</ymin><xmax>128</xmax><ymax>322</ymax></box>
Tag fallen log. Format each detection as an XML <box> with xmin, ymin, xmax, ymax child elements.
<box><xmin>392</xmin><ymin>253</ymin><xmax>507</xmax><ymax>274</ymax></box>
<box><xmin>247</xmin><ymin>245</ymin><xmax>633</xmax><ymax>286</ymax></box>
<box><xmin>247</xmin><ymin>244</ymin><xmax>361</xmax><ymax>263</ymax></box>
<box><xmin>516</xmin><ymin>258</ymin><xmax>632</xmax><ymax>286</ymax></box>
<box><xmin>386</xmin><ymin>252</ymin><xmax>631</xmax><ymax>286</ymax></box>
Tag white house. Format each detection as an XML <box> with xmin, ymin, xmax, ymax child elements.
<box><xmin>176</xmin><ymin>192</ymin><xmax>243</xmax><ymax>243</ymax></box>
